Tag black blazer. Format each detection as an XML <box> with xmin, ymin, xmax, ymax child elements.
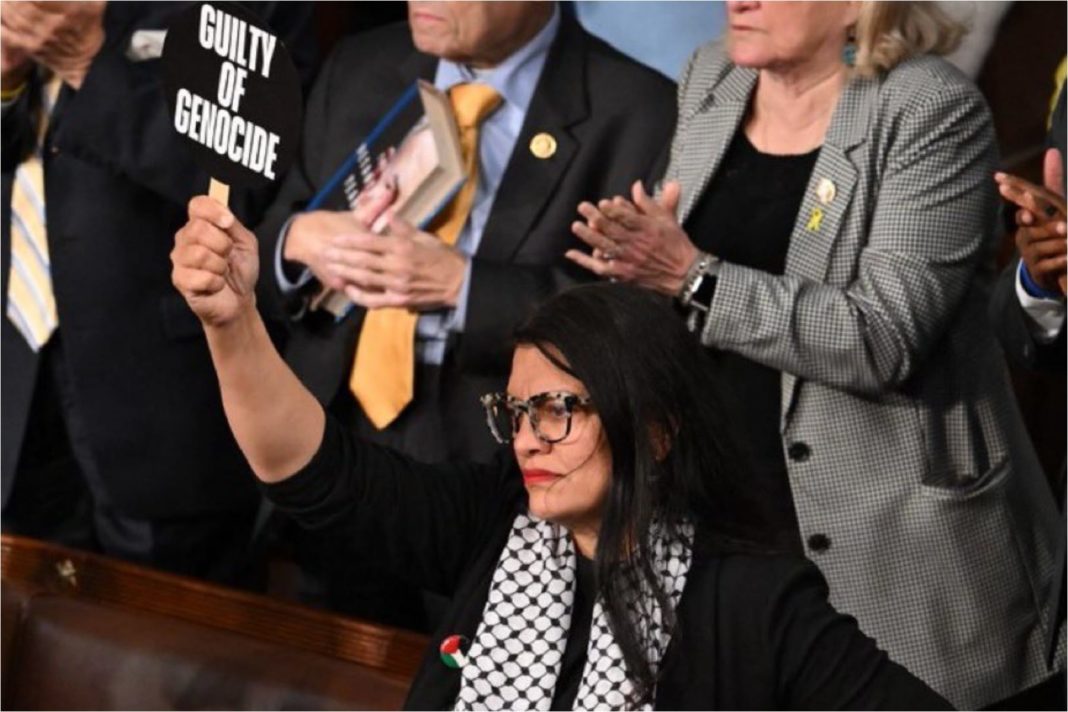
<box><xmin>259</xmin><ymin>18</ymin><xmax>677</xmax><ymax>463</ymax></box>
<box><xmin>0</xmin><ymin>2</ymin><xmax>317</xmax><ymax>517</ymax></box>
<box><xmin>264</xmin><ymin>417</ymin><xmax>950</xmax><ymax>710</ymax></box>
<box><xmin>988</xmin><ymin>85</ymin><xmax>1066</xmax><ymax>670</ymax></box>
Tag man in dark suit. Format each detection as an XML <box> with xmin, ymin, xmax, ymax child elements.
<box><xmin>0</xmin><ymin>2</ymin><xmax>316</xmax><ymax>585</ymax></box>
<box><xmin>992</xmin><ymin>87</ymin><xmax>1066</xmax><ymax>374</ymax></box>
<box><xmin>254</xmin><ymin>1</ymin><xmax>675</xmax><ymax>625</ymax></box>
<box><xmin>990</xmin><ymin>82</ymin><xmax>1065</xmax><ymax>705</ymax></box>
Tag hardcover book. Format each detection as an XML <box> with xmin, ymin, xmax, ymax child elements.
<box><xmin>308</xmin><ymin>80</ymin><xmax>464</xmax><ymax>317</ymax></box>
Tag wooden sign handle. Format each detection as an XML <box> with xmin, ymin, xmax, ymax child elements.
<box><xmin>209</xmin><ymin>178</ymin><xmax>230</xmax><ymax>205</ymax></box>
<box><xmin>208</xmin><ymin>177</ymin><xmax>245</xmax><ymax>296</ymax></box>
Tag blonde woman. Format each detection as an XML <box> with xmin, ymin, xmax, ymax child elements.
<box><xmin>570</xmin><ymin>2</ymin><xmax>1061</xmax><ymax>707</ymax></box>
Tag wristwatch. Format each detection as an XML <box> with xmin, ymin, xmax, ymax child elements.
<box><xmin>676</xmin><ymin>252</ymin><xmax>721</xmax><ymax>314</ymax></box>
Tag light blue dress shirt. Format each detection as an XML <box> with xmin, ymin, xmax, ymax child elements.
<box><xmin>275</xmin><ymin>6</ymin><xmax>559</xmax><ymax>365</ymax></box>
<box><xmin>574</xmin><ymin>1</ymin><xmax>725</xmax><ymax>81</ymax></box>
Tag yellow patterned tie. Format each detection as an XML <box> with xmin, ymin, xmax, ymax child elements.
<box><xmin>7</xmin><ymin>75</ymin><xmax>63</xmax><ymax>351</ymax></box>
<box><xmin>351</xmin><ymin>83</ymin><xmax>502</xmax><ymax>429</ymax></box>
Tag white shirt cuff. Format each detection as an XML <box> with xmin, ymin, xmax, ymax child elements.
<box><xmin>441</xmin><ymin>258</ymin><xmax>473</xmax><ymax>333</ymax></box>
<box><xmin>1015</xmin><ymin>261</ymin><xmax>1066</xmax><ymax>344</ymax></box>
<box><xmin>274</xmin><ymin>215</ymin><xmax>314</xmax><ymax>294</ymax></box>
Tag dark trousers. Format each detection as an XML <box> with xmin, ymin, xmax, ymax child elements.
<box><xmin>2</xmin><ymin>334</ymin><xmax>263</xmax><ymax>589</ymax></box>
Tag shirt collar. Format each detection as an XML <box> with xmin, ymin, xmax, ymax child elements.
<box><xmin>433</xmin><ymin>3</ymin><xmax>560</xmax><ymax>116</ymax></box>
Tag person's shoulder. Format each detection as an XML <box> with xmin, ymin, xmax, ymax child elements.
<box><xmin>877</xmin><ymin>53</ymin><xmax>987</xmax><ymax>113</ymax></box>
<box><xmin>569</xmin><ymin>21</ymin><xmax>676</xmax><ymax>101</ymax></box>
<box><xmin>685</xmin><ymin>38</ymin><xmax>733</xmax><ymax>82</ymax></box>
<box><xmin>885</xmin><ymin>53</ymin><xmax>973</xmax><ymax>88</ymax></box>
<box><xmin>672</xmin><ymin>39</ymin><xmax>752</xmax><ymax>114</ymax></box>
<box><xmin>325</xmin><ymin>22</ymin><xmax>416</xmax><ymax>74</ymax></box>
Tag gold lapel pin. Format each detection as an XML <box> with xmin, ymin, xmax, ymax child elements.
<box><xmin>816</xmin><ymin>177</ymin><xmax>836</xmax><ymax>205</ymax></box>
<box><xmin>806</xmin><ymin>206</ymin><xmax>824</xmax><ymax>232</ymax></box>
<box><xmin>530</xmin><ymin>132</ymin><xmax>557</xmax><ymax>159</ymax></box>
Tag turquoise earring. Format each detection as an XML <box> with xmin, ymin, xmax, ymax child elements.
<box><xmin>842</xmin><ymin>29</ymin><xmax>857</xmax><ymax>67</ymax></box>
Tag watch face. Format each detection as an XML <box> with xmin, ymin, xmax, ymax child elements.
<box><xmin>692</xmin><ymin>272</ymin><xmax>718</xmax><ymax>310</ymax></box>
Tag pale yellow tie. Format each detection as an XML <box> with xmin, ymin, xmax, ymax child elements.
<box><xmin>350</xmin><ymin>83</ymin><xmax>502</xmax><ymax>429</ymax></box>
<box><xmin>7</xmin><ymin>75</ymin><xmax>63</xmax><ymax>351</ymax></box>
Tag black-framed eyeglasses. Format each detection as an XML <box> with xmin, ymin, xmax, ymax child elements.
<box><xmin>479</xmin><ymin>391</ymin><xmax>593</xmax><ymax>445</ymax></box>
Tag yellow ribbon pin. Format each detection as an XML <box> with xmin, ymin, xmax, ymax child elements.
<box><xmin>806</xmin><ymin>207</ymin><xmax>824</xmax><ymax>232</ymax></box>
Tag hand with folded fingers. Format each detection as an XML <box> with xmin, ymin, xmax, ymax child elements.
<box><xmin>284</xmin><ymin>174</ymin><xmax>398</xmax><ymax>292</ymax></box>
<box><xmin>0</xmin><ymin>1</ymin><xmax>106</xmax><ymax>90</ymax></box>
<box><xmin>994</xmin><ymin>148</ymin><xmax>1067</xmax><ymax>296</ymax></box>
<box><xmin>172</xmin><ymin>196</ymin><xmax>260</xmax><ymax>327</ymax></box>
<box><xmin>328</xmin><ymin>214</ymin><xmax>468</xmax><ymax>311</ymax></box>
<box><xmin>567</xmin><ymin>180</ymin><xmax>699</xmax><ymax>296</ymax></box>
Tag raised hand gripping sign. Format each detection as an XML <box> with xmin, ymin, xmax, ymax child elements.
<box><xmin>162</xmin><ymin>1</ymin><xmax>301</xmax><ymax>203</ymax></box>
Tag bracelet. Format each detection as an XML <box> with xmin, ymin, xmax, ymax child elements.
<box><xmin>1019</xmin><ymin>260</ymin><xmax>1064</xmax><ymax>301</ymax></box>
<box><xmin>0</xmin><ymin>82</ymin><xmax>27</xmax><ymax>102</ymax></box>
<box><xmin>679</xmin><ymin>251</ymin><xmax>713</xmax><ymax>305</ymax></box>
<box><xmin>676</xmin><ymin>251</ymin><xmax>718</xmax><ymax>308</ymax></box>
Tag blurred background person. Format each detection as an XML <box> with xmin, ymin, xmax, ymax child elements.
<box><xmin>568</xmin><ymin>1</ymin><xmax>1061</xmax><ymax>707</ymax></box>
<box><xmin>0</xmin><ymin>1</ymin><xmax>317</xmax><ymax>586</ymax></box>
<box><xmin>990</xmin><ymin>77</ymin><xmax>1065</xmax><ymax>709</ymax></box>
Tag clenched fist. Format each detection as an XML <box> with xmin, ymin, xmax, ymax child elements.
<box><xmin>172</xmin><ymin>196</ymin><xmax>259</xmax><ymax>327</ymax></box>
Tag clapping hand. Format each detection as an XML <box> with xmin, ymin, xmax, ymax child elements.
<box><xmin>995</xmin><ymin>148</ymin><xmax>1067</xmax><ymax>296</ymax></box>
<box><xmin>0</xmin><ymin>1</ymin><xmax>106</xmax><ymax>90</ymax></box>
<box><xmin>566</xmin><ymin>180</ymin><xmax>699</xmax><ymax>296</ymax></box>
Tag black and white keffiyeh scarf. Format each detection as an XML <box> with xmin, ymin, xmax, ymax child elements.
<box><xmin>454</xmin><ymin>513</ymin><xmax>694</xmax><ymax>711</ymax></box>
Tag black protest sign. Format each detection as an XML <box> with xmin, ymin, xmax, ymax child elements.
<box><xmin>162</xmin><ymin>1</ymin><xmax>301</xmax><ymax>189</ymax></box>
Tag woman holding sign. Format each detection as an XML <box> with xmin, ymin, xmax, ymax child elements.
<box><xmin>171</xmin><ymin>195</ymin><xmax>948</xmax><ymax>710</ymax></box>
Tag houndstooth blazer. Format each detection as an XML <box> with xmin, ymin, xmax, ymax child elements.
<box><xmin>663</xmin><ymin>43</ymin><xmax>1063</xmax><ymax>708</ymax></box>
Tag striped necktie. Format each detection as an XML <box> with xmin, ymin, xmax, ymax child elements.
<box><xmin>7</xmin><ymin>75</ymin><xmax>63</xmax><ymax>351</ymax></box>
<box><xmin>350</xmin><ymin>83</ymin><xmax>502</xmax><ymax>429</ymax></box>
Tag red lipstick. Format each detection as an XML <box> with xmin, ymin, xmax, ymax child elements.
<box><xmin>522</xmin><ymin>469</ymin><xmax>561</xmax><ymax>486</ymax></box>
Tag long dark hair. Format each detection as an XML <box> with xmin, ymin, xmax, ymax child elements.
<box><xmin>513</xmin><ymin>282</ymin><xmax>747</xmax><ymax>701</ymax></box>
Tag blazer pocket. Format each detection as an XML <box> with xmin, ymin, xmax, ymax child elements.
<box><xmin>919</xmin><ymin>457</ymin><xmax>1011</xmax><ymax>502</ymax></box>
<box><xmin>159</xmin><ymin>293</ymin><xmax>205</xmax><ymax>341</ymax></box>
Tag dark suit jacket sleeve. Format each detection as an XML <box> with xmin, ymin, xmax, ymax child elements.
<box><xmin>253</xmin><ymin>30</ymin><xmax>343</xmax><ymax>320</ymax></box>
<box><xmin>990</xmin><ymin>258</ymin><xmax>1067</xmax><ymax>372</ymax></box>
<box><xmin>988</xmin><ymin>87</ymin><xmax>1066</xmax><ymax>372</ymax></box>
<box><xmin>261</xmin><ymin>415</ymin><xmax>517</xmax><ymax>596</ymax></box>
<box><xmin>1</xmin><ymin>88</ymin><xmax>34</xmax><ymax>172</ymax></box>
<box><xmin>721</xmin><ymin>557</ymin><xmax>952</xmax><ymax>710</ymax></box>
<box><xmin>54</xmin><ymin>3</ymin><xmax>317</xmax><ymax>221</ymax></box>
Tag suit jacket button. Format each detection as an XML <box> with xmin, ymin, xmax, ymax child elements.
<box><xmin>787</xmin><ymin>442</ymin><xmax>811</xmax><ymax>462</ymax></box>
<box><xmin>807</xmin><ymin>533</ymin><xmax>831</xmax><ymax>553</ymax></box>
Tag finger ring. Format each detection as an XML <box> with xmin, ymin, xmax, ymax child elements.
<box><xmin>602</xmin><ymin>251</ymin><xmax>616</xmax><ymax>262</ymax></box>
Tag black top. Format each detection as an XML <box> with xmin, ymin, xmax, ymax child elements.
<box><xmin>550</xmin><ymin>556</ymin><xmax>595</xmax><ymax>710</ymax></box>
<box><xmin>263</xmin><ymin>417</ymin><xmax>951</xmax><ymax>710</ymax></box>
<box><xmin>683</xmin><ymin>131</ymin><xmax>820</xmax><ymax>554</ymax></box>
